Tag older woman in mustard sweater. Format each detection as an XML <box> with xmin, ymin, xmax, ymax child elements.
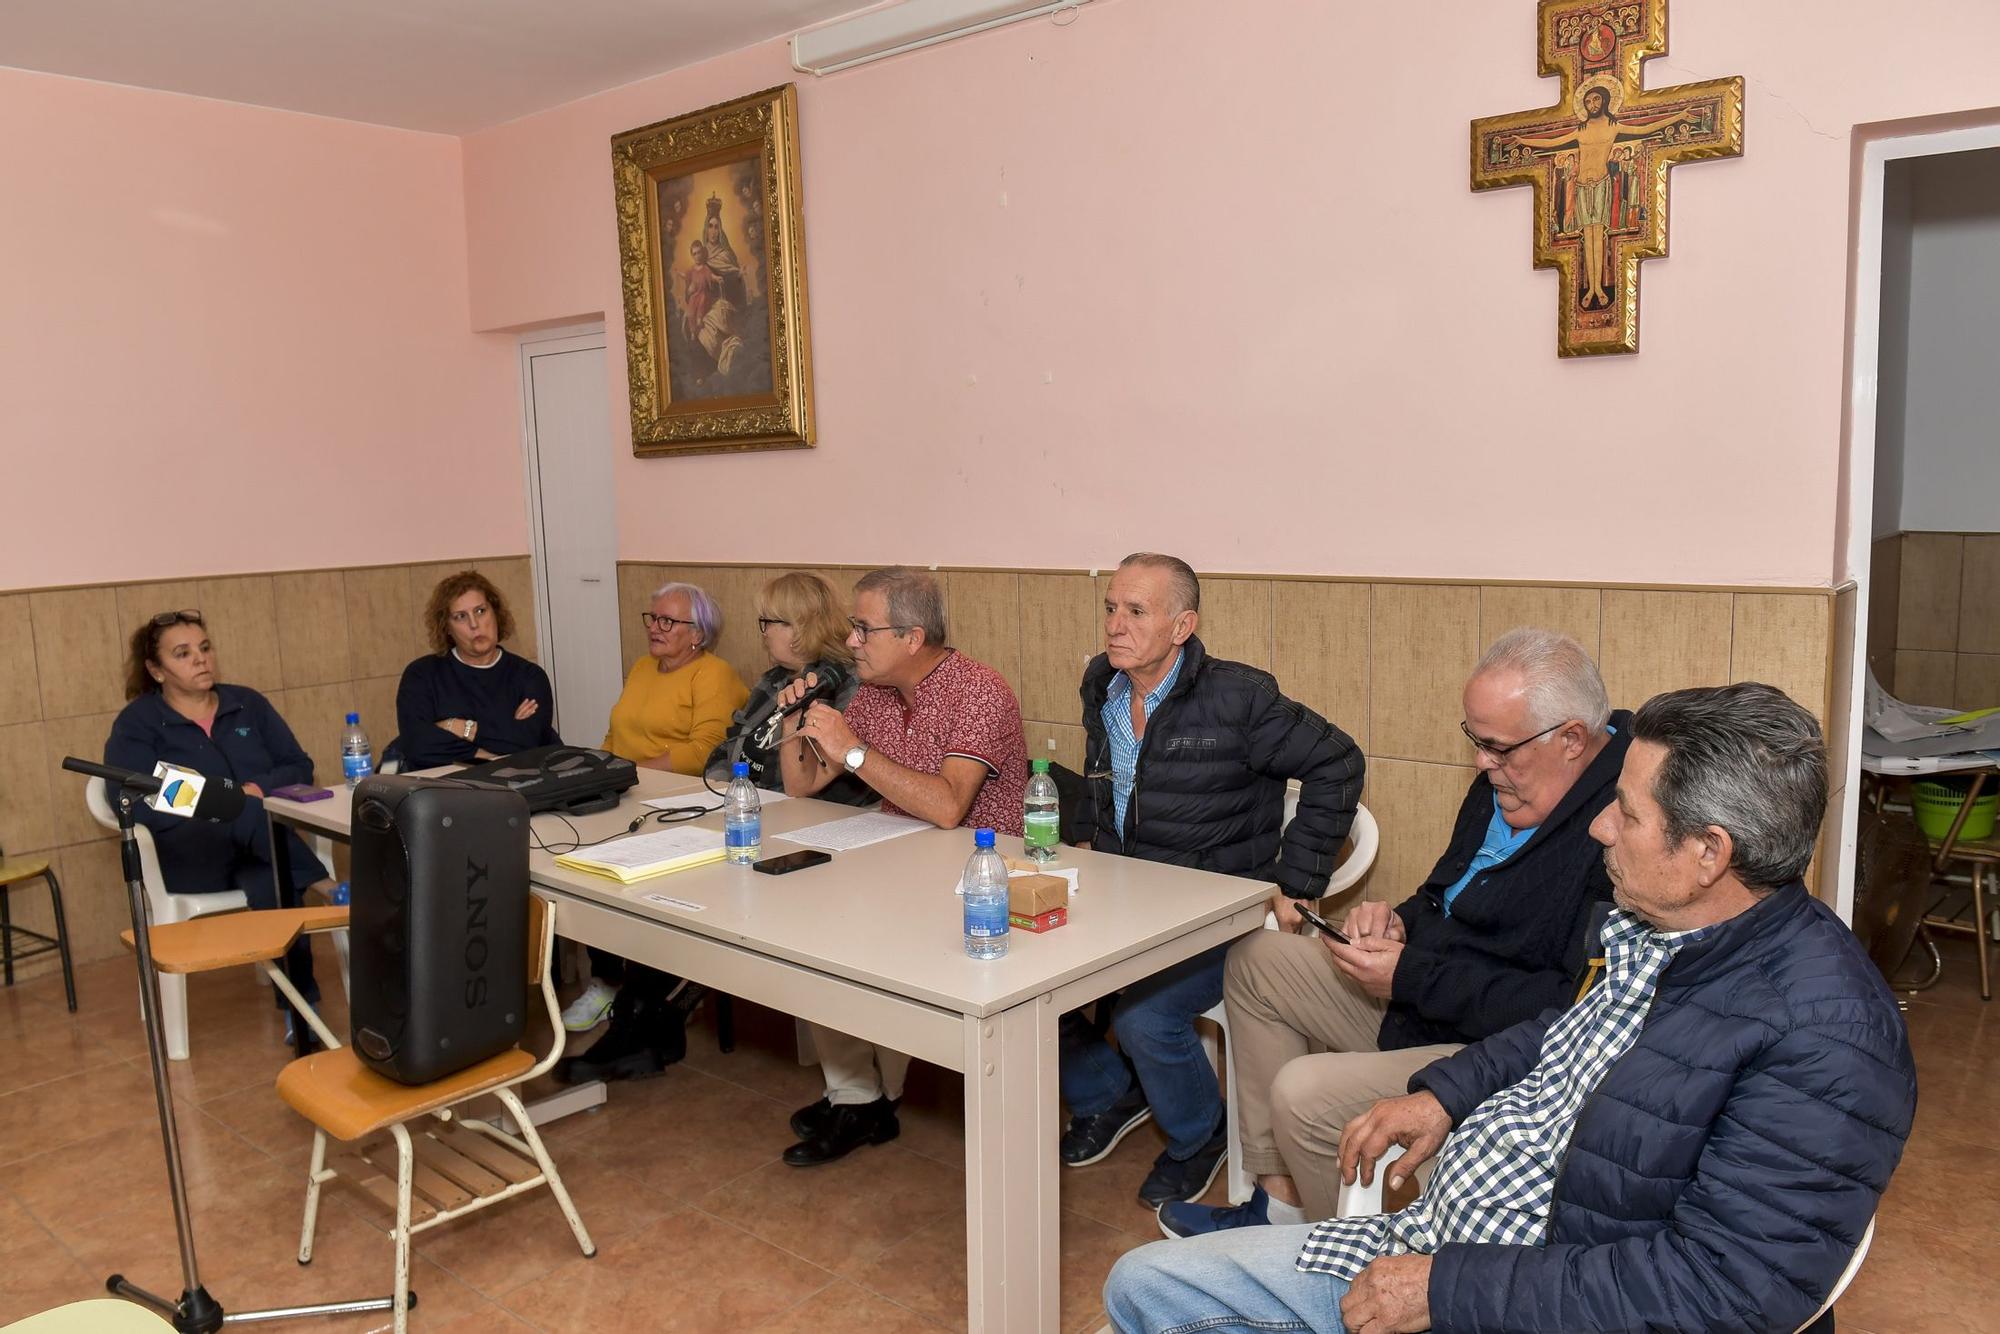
<box><xmin>563</xmin><ymin>581</ymin><xmax>748</xmax><ymax>1037</ymax></box>
<box><xmin>603</xmin><ymin>581</ymin><xmax>749</xmax><ymax>773</ymax></box>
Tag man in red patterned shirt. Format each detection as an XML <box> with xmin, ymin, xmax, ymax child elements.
<box><xmin>775</xmin><ymin>565</ymin><xmax>1028</xmax><ymax>1164</ymax></box>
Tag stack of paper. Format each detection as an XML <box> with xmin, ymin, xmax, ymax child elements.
<box><xmin>554</xmin><ymin>827</ymin><xmax>727</xmax><ymax>883</ymax></box>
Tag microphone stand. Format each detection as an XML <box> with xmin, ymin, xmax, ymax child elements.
<box><xmin>69</xmin><ymin>761</ymin><xmax>400</xmax><ymax>1330</ymax></box>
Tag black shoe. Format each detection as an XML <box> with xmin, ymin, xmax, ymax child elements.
<box><xmin>782</xmin><ymin>1097</ymin><xmax>899</xmax><ymax>1166</ymax></box>
<box><xmin>556</xmin><ymin>1015</ymin><xmax>673</xmax><ymax>1084</ymax></box>
<box><xmin>1137</xmin><ymin>1113</ymin><xmax>1229</xmax><ymax>1208</ymax></box>
<box><xmin>790</xmin><ymin>1095</ymin><xmax>897</xmax><ymax>1140</ymax></box>
<box><xmin>1061</xmin><ymin>1085</ymin><xmax>1153</xmax><ymax>1167</ymax></box>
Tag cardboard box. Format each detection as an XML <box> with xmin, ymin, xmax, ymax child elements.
<box><xmin>1009</xmin><ymin>873</ymin><xmax>1068</xmax><ymax>919</ymax></box>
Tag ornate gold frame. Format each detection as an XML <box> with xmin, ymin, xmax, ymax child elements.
<box><xmin>611</xmin><ymin>85</ymin><xmax>815</xmax><ymax>455</ymax></box>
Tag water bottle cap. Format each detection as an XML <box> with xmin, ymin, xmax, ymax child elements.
<box><xmin>974</xmin><ymin>827</ymin><xmax>995</xmax><ymax>848</ymax></box>
<box><xmin>732</xmin><ymin>761</ymin><xmax>750</xmax><ymax>777</ymax></box>
<box><xmin>345</xmin><ymin>712</ymin><xmax>360</xmax><ymax>725</ymax></box>
<box><xmin>1031</xmin><ymin>758</ymin><xmax>1050</xmax><ymax>773</ymax></box>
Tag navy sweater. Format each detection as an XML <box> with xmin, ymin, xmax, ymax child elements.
<box><xmin>1382</xmin><ymin>714</ymin><xmax>1630</xmax><ymax>1051</ymax></box>
<box><xmin>392</xmin><ymin>649</ymin><xmax>559</xmax><ymax>769</ymax></box>
<box><xmin>103</xmin><ymin>686</ymin><xmax>326</xmax><ymax>894</ymax></box>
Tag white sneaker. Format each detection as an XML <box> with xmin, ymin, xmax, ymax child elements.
<box><xmin>560</xmin><ymin>979</ymin><xmax>617</xmax><ymax>1032</ymax></box>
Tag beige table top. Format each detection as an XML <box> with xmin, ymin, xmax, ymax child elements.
<box><xmin>271</xmin><ymin>769</ymin><xmax>1272</xmax><ymax>1019</ymax></box>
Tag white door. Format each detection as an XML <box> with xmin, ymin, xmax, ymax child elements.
<box><xmin>519</xmin><ymin>327</ymin><xmax>622</xmax><ymax>750</ymax></box>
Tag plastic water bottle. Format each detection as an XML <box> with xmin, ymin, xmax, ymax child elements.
<box><xmin>724</xmin><ymin>760</ymin><xmax>762</xmax><ymax>864</ymax></box>
<box><xmin>340</xmin><ymin>712</ymin><xmax>374</xmax><ymax>787</ymax></box>
<box><xmin>963</xmin><ymin>828</ymin><xmax>1010</xmax><ymax>959</ymax></box>
<box><xmin>331</xmin><ymin>881</ymin><xmax>350</xmax><ymax>907</ymax></box>
<box><xmin>1023</xmin><ymin>758</ymin><xmax>1060</xmax><ymax>863</ymax></box>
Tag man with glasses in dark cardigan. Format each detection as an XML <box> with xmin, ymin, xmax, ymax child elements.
<box><xmin>1160</xmin><ymin>628</ymin><xmax>1630</xmax><ymax>1238</ymax></box>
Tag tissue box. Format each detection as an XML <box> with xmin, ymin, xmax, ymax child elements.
<box><xmin>1009</xmin><ymin>873</ymin><xmax>1069</xmax><ymax>932</ymax></box>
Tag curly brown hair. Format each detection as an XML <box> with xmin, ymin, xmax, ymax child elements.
<box><xmin>125</xmin><ymin>610</ymin><xmax>209</xmax><ymax>700</ymax></box>
<box><xmin>423</xmin><ymin>571</ymin><xmax>516</xmax><ymax>656</ymax></box>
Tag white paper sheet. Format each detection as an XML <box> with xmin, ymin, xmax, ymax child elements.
<box><xmin>779</xmin><ymin>810</ymin><xmax>931</xmax><ymax>851</ymax></box>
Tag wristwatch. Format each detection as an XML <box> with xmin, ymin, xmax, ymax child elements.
<box><xmin>464</xmin><ymin>720</ymin><xmax>477</xmax><ymax>742</ymax></box>
<box><xmin>843</xmin><ymin>743</ymin><xmax>867</xmax><ymax>773</ymax></box>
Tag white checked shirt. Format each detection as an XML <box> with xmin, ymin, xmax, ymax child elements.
<box><xmin>1102</xmin><ymin>650</ymin><xmax>1184</xmax><ymax>835</ymax></box>
<box><xmin>1296</xmin><ymin>910</ymin><xmax>1709</xmax><ymax>1279</ymax></box>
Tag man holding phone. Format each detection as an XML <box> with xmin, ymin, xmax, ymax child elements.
<box><xmin>1161</xmin><ymin>628</ymin><xmax>1628</xmax><ymax>1237</ymax></box>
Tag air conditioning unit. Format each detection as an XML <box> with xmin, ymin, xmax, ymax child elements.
<box><xmin>792</xmin><ymin>0</ymin><xmax>1092</xmax><ymax>76</ymax></box>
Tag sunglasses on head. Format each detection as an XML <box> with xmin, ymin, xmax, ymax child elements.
<box><xmin>150</xmin><ymin>609</ymin><xmax>203</xmax><ymax>628</ymax></box>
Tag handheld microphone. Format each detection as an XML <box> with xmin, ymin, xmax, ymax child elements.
<box><xmin>753</xmin><ymin>664</ymin><xmax>851</xmax><ymax>750</ymax></box>
<box><xmin>62</xmin><ymin>756</ymin><xmax>248</xmax><ymax>824</ymax></box>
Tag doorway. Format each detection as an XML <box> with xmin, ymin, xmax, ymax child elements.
<box><xmin>1840</xmin><ymin>119</ymin><xmax>2000</xmax><ymax>920</ymax></box>
<box><xmin>518</xmin><ymin>325</ymin><xmax>622</xmax><ymax>750</ymax></box>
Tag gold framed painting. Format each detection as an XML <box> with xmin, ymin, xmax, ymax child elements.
<box><xmin>611</xmin><ymin>84</ymin><xmax>815</xmax><ymax>456</ymax></box>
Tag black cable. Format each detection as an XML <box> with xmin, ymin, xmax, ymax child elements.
<box><xmin>527</xmin><ymin>802</ymin><xmax>718</xmax><ymax>855</ymax></box>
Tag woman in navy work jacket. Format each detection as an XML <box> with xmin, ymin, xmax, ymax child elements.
<box><xmin>104</xmin><ymin>609</ymin><xmax>332</xmax><ymax>1008</ymax></box>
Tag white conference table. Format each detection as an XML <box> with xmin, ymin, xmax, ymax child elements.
<box><xmin>269</xmin><ymin>768</ymin><xmax>1269</xmax><ymax>1332</ymax></box>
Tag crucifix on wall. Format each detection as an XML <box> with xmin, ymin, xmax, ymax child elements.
<box><xmin>1472</xmin><ymin>0</ymin><xmax>1743</xmax><ymax>356</ymax></box>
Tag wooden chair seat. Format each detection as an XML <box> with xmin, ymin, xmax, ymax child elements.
<box><xmin>121</xmin><ymin>906</ymin><xmax>350</xmax><ymax>975</ymax></box>
<box><xmin>278</xmin><ymin>1043</ymin><xmax>537</xmax><ymax>1142</ymax></box>
<box><xmin>0</xmin><ymin>856</ymin><xmax>52</xmax><ymax>886</ymax></box>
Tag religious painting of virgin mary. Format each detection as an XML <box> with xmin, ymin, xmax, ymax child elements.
<box><xmin>612</xmin><ymin>85</ymin><xmax>816</xmax><ymax>454</ymax></box>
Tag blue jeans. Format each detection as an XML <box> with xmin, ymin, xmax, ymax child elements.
<box><xmin>1061</xmin><ymin>942</ymin><xmax>1229</xmax><ymax>1158</ymax></box>
<box><xmin>1104</xmin><ymin>1224</ymin><xmax>1348</xmax><ymax>1333</ymax></box>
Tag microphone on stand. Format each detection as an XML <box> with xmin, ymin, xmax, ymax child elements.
<box><xmin>62</xmin><ymin>756</ymin><xmax>247</xmax><ymax>824</ymax></box>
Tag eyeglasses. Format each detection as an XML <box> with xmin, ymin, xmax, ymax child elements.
<box><xmin>1460</xmin><ymin>719</ymin><xmax>1566</xmax><ymax>760</ymax></box>
<box><xmin>848</xmin><ymin>619</ymin><xmax>912</xmax><ymax>639</ymax></box>
<box><xmin>150</xmin><ymin>609</ymin><xmax>202</xmax><ymax>627</ymax></box>
<box><xmin>757</xmin><ymin>617</ymin><xmax>791</xmax><ymax>632</ymax></box>
<box><xmin>641</xmin><ymin>613</ymin><xmax>697</xmax><ymax>631</ymax></box>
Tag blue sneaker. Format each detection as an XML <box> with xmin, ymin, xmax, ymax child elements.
<box><xmin>1157</xmin><ymin>1185</ymin><xmax>1271</xmax><ymax>1239</ymax></box>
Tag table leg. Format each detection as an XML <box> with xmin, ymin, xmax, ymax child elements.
<box><xmin>963</xmin><ymin>992</ymin><xmax>1060</xmax><ymax>1333</ymax></box>
<box><xmin>267</xmin><ymin>809</ymin><xmax>312</xmax><ymax>1057</ymax></box>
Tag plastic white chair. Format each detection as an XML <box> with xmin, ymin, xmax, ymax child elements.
<box><xmin>1201</xmin><ymin>793</ymin><xmax>1381</xmax><ymax>1204</ymax></box>
<box><xmin>85</xmin><ymin>776</ymin><xmax>343</xmax><ymax>1060</ymax></box>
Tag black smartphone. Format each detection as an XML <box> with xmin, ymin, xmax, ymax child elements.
<box><xmin>1291</xmin><ymin>902</ymin><xmax>1352</xmax><ymax>945</ymax></box>
<box><xmin>752</xmin><ymin>849</ymin><xmax>833</xmax><ymax>876</ymax></box>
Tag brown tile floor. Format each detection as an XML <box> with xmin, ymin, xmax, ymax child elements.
<box><xmin>0</xmin><ymin>934</ymin><xmax>1992</xmax><ymax>1332</ymax></box>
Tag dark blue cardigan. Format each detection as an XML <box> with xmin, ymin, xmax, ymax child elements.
<box><xmin>1414</xmin><ymin>883</ymin><xmax>1916</xmax><ymax>1333</ymax></box>
<box><xmin>391</xmin><ymin>649</ymin><xmax>560</xmax><ymax>769</ymax></box>
<box><xmin>103</xmin><ymin>685</ymin><xmax>324</xmax><ymax>894</ymax></box>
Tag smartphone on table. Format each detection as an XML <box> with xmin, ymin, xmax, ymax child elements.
<box><xmin>1290</xmin><ymin>901</ymin><xmax>1352</xmax><ymax>945</ymax></box>
<box><xmin>268</xmin><ymin>784</ymin><xmax>334</xmax><ymax>802</ymax></box>
<box><xmin>752</xmin><ymin>849</ymin><xmax>833</xmax><ymax>876</ymax></box>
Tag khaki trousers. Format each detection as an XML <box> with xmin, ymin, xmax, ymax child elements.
<box><xmin>806</xmin><ymin>1022</ymin><xmax>910</xmax><ymax>1106</ymax></box>
<box><xmin>1222</xmin><ymin>930</ymin><xmax>1460</xmax><ymax>1221</ymax></box>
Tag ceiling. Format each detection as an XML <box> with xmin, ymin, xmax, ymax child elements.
<box><xmin>0</xmin><ymin>0</ymin><xmax>871</xmax><ymax>135</ymax></box>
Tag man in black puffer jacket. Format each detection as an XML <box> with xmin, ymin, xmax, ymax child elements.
<box><xmin>1059</xmin><ymin>553</ymin><xmax>1364</xmax><ymax>1209</ymax></box>
<box><xmin>1106</xmin><ymin>683</ymin><xmax>1916</xmax><ymax>1334</ymax></box>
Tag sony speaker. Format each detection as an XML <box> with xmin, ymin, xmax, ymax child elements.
<box><xmin>348</xmin><ymin>774</ymin><xmax>531</xmax><ymax>1085</ymax></box>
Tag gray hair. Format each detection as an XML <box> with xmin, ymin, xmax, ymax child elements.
<box><xmin>1630</xmin><ymin>682</ymin><xmax>1828</xmax><ymax>893</ymax></box>
<box><xmin>651</xmin><ymin>581</ymin><xmax>723</xmax><ymax>649</ymax></box>
<box><xmin>853</xmin><ymin>567</ymin><xmax>948</xmax><ymax>648</ymax></box>
<box><xmin>1118</xmin><ymin>552</ymin><xmax>1201</xmax><ymax>614</ymax></box>
<box><xmin>1474</xmin><ymin>627</ymin><xmax>1611</xmax><ymax>734</ymax></box>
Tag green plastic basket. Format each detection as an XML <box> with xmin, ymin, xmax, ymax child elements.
<box><xmin>1912</xmin><ymin>778</ymin><xmax>1998</xmax><ymax>844</ymax></box>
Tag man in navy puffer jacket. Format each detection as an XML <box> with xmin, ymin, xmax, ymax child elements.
<box><xmin>1106</xmin><ymin>682</ymin><xmax>1916</xmax><ymax>1333</ymax></box>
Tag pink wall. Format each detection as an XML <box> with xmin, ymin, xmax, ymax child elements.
<box><xmin>462</xmin><ymin>0</ymin><xmax>2000</xmax><ymax>588</ymax></box>
<box><xmin>1</xmin><ymin>67</ymin><xmax>522</xmax><ymax>590</ymax></box>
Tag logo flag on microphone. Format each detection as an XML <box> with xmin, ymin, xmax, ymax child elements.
<box><xmin>147</xmin><ymin>762</ymin><xmax>207</xmax><ymax>820</ymax></box>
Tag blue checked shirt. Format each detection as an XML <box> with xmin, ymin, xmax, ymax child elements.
<box><xmin>1296</xmin><ymin>910</ymin><xmax>1710</xmax><ymax>1279</ymax></box>
<box><xmin>1102</xmin><ymin>650</ymin><xmax>1185</xmax><ymax>836</ymax></box>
